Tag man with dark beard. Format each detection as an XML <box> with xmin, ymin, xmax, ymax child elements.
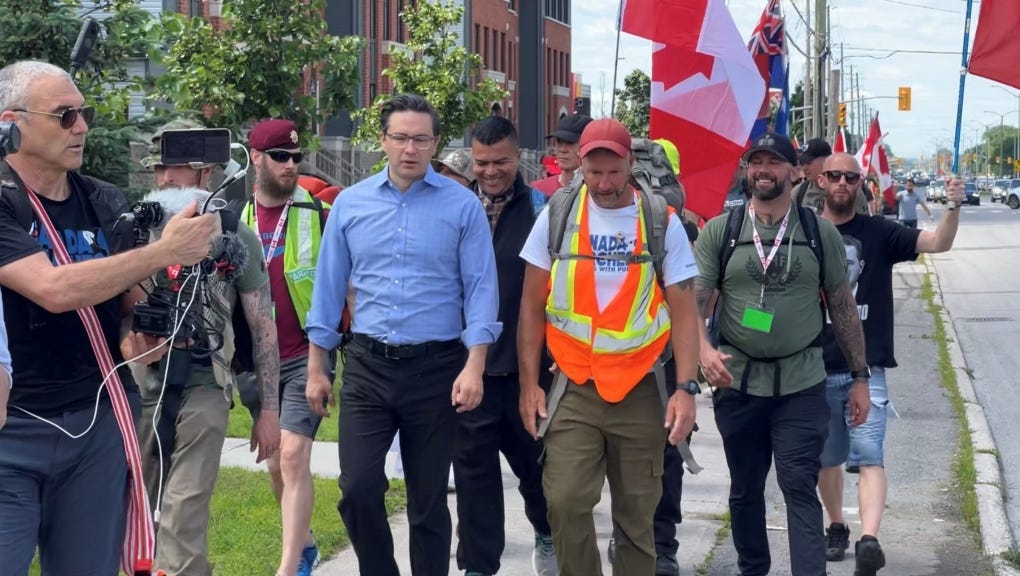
<box><xmin>816</xmin><ymin>153</ymin><xmax>962</xmax><ymax>576</ymax></box>
<box><xmin>695</xmin><ymin>134</ymin><xmax>869</xmax><ymax>576</ymax></box>
<box><xmin>241</xmin><ymin>119</ymin><xmax>330</xmax><ymax>576</ymax></box>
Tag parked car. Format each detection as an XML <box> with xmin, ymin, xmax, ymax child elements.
<box><xmin>992</xmin><ymin>179</ymin><xmax>1009</xmax><ymax>202</ymax></box>
<box><xmin>932</xmin><ymin>179</ymin><xmax>947</xmax><ymax>204</ymax></box>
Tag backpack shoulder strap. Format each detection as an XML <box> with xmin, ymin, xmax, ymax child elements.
<box><xmin>717</xmin><ymin>205</ymin><xmax>745</xmax><ymax>290</ymax></box>
<box><xmin>546</xmin><ymin>180</ymin><xmax>583</xmax><ymax>260</ymax></box>
<box><xmin>797</xmin><ymin>205</ymin><xmax>826</xmax><ymax>290</ymax></box>
<box><xmin>633</xmin><ymin>184</ymin><xmax>669</xmax><ymax>283</ymax></box>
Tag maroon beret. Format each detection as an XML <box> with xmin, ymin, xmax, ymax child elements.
<box><xmin>249</xmin><ymin>119</ymin><xmax>300</xmax><ymax>151</ymax></box>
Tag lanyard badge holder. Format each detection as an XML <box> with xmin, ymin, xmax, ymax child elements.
<box><xmin>740</xmin><ymin>205</ymin><xmax>790</xmax><ymax>334</ymax></box>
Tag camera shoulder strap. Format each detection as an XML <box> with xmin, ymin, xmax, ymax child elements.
<box><xmin>24</xmin><ymin>187</ymin><xmax>155</xmax><ymax>575</ymax></box>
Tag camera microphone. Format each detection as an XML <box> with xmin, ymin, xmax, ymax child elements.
<box><xmin>207</xmin><ymin>232</ymin><xmax>248</xmax><ymax>282</ymax></box>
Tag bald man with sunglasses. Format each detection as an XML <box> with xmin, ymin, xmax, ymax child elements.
<box><xmin>815</xmin><ymin>153</ymin><xmax>962</xmax><ymax>575</ymax></box>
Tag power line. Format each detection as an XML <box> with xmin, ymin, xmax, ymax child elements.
<box><xmin>882</xmin><ymin>0</ymin><xmax>962</xmax><ymax>13</ymax></box>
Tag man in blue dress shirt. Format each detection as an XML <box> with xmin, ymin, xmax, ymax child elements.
<box><xmin>305</xmin><ymin>93</ymin><xmax>501</xmax><ymax>576</ymax></box>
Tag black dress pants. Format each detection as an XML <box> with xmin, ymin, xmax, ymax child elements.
<box><xmin>338</xmin><ymin>338</ymin><xmax>465</xmax><ymax>576</ymax></box>
<box><xmin>453</xmin><ymin>373</ymin><xmax>551</xmax><ymax>574</ymax></box>
<box><xmin>713</xmin><ymin>381</ymin><xmax>830</xmax><ymax>576</ymax></box>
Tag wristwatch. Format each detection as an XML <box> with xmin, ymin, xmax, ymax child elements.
<box><xmin>678</xmin><ymin>379</ymin><xmax>701</xmax><ymax>396</ymax></box>
<box><xmin>850</xmin><ymin>366</ymin><xmax>872</xmax><ymax>380</ymax></box>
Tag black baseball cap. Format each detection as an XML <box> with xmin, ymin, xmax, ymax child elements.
<box><xmin>742</xmin><ymin>132</ymin><xmax>798</xmax><ymax>166</ymax></box>
<box><xmin>799</xmin><ymin>138</ymin><xmax>832</xmax><ymax>164</ymax></box>
<box><xmin>547</xmin><ymin>114</ymin><xmax>593</xmax><ymax>143</ymax></box>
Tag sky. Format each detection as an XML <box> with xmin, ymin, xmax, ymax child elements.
<box><xmin>571</xmin><ymin>0</ymin><xmax>1017</xmax><ymax>160</ymax></box>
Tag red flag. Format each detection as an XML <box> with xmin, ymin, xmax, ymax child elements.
<box><xmin>855</xmin><ymin>115</ymin><xmax>893</xmax><ymax>194</ymax></box>
<box><xmin>968</xmin><ymin>0</ymin><xmax>1020</xmax><ymax>89</ymax></box>
<box><xmin>833</xmin><ymin>128</ymin><xmax>846</xmax><ymax>153</ymax></box>
<box><xmin>855</xmin><ymin>116</ymin><xmax>880</xmax><ymax>179</ymax></box>
<box><xmin>622</xmin><ymin>0</ymin><xmax>766</xmax><ymax>218</ymax></box>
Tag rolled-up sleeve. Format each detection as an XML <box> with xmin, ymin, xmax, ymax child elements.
<box><xmin>306</xmin><ymin>202</ymin><xmax>351</xmax><ymax>350</ymax></box>
<box><xmin>458</xmin><ymin>201</ymin><xmax>502</xmax><ymax>347</ymax></box>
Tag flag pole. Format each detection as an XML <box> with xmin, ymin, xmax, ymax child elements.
<box><xmin>610</xmin><ymin>0</ymin><xmax>623</xmax><ymax>118</ymax></box>
<box><xmin>952</xmin><ymin>0</ymin><xmax>977</xmax><ymax>174</ymax></box>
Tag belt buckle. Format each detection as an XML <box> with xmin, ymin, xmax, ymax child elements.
<box><xmin>383</xmin><ymin>344</ymin><xmax>401</xmax><ymax>360</ymax></box>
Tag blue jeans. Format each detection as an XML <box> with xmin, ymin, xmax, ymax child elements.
<box><xmin>820</xmin><ymin>367</ymin><xmax>890</xmax><ymax>472</ymax></box>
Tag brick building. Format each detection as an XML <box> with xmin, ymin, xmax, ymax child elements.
<box><xmin>325</xmin><ymin>0</ymin><xmax>573</xmax><ymax>150</ymax></box>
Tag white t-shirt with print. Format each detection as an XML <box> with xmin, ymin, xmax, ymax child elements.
<box><xmin>520</xmin><ymin>195</ymin><xmax>699</xmax><ymax>312</ymax></box>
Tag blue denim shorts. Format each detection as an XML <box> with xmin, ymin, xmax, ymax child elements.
<box><xmin>819</xmin><ymin>367</ymin><xmax>890</xmax><ymax>472</ymax></box>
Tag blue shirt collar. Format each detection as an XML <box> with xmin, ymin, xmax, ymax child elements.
<box><xmin>371</xmin><ymin>163</ymin><xmax>446</xmax><ymax>193</ymax></box>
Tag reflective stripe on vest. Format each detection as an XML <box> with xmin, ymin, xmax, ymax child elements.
<box><xmin>545</xmin><ymin>186</ymin><xmax>671</xmax><ymax>402</ymax></box>
<box><xmin>242</xmin><ymin>186</ymin><xmax>324</xmax><ymax>330</ymax></box>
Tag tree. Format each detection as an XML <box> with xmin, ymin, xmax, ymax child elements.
<box><xmin>151</xmin><ymin>0</ymin><xmax>363</xmax><ymax>144</ymax></box>
<box><xmin>789</xmin><ymin>81</ymin><xmax>804</xmax><ymax>142</ymax></box>
<box><xmin>351</xmin><ymin>0</ymin><xmax>507</xmax><ymax>153</ymax></box>
<box><xmin>614</xmin><ymin>69</ymin><xmax>650</xmax><ymax>137</ymax></box>
<box><xmin>0</xmin><ymin>0</ymin><xmax>161</xmax><ymax>189</ymax></box>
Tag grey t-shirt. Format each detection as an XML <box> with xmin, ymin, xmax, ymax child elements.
<box><xmin>897</xmin><ymin>191</ymin><xmax>923</xmax><ymax>220</ymax></box>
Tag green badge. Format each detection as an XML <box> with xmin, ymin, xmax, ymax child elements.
<box><xmin>741</xmin><ymin>305</ymin><xmax>775</xmax><ymax>333</ymax></box>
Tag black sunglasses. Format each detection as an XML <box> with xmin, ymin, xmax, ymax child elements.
<box><xmin>823</xmin><ymin>170</ymin><xmax>862</xmax><ymax>185</ymax></box>
<box><xmin>12</xmin><ymin>106</ymin><xmax>95</xmax><ymax>130</ymax></box>
<box><xmin>265</xmin><ymin>150</ymin><xmax>304</xmax><ymax>164</ymax></box>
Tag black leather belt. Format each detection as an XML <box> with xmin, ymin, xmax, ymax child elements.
<box><xmin>351</xmin><ymin>333</ymin><xmax>462</xmax><ymax>360</ymax></box>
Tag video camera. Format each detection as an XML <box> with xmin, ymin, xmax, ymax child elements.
<box><xmin>0</xmin><ymin>121</ymin><xmax>21</xmax><ymax>159</ymax></box>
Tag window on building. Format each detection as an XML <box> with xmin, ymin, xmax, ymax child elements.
<box><xmin>474</xmin><ymin>24</ymin><xmax>481</xmax><ymax>55</ymax></box>
<box><xmin>370</xmin><ymin>1</ymin><xmax>378</xmax><ymax>39</ymax></box>
<box><xmin>493</xmin><ymin>29</ymin><xmax>499</xmax><ymax>71</ymax></box>
<box><xmin>483</xmin><ymin>26</ymin><xmax>490</xmax><ymax>68</ymax></box>
<box><xmin>189</xmin><ymin>0</ymin><xmax>201</xmax><ymax>16</ymax></box>
<box><xmin>384</xmin><ymin>0</ymin><xmax>391</xmax><ymax>40</ymax></box>
<box><xmin>501</xmin><ymin>32</ymin><xmax>506</xmax><ymax>72</ymax></box>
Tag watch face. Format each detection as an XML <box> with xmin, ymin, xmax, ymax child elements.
<box><xmin>683</xmin><ymin>380</ymin><xmax>701</xmax><ymax>394</ymax></box>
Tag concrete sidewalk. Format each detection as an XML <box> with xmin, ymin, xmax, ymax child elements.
<box><xmin>218</xmin><ymin>259</ymin><xmax>1003</xmax><ymax>575</ymax></box>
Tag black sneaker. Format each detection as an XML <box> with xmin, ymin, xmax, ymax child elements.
<box><xmin>825</xmin><ymin>522</ymin><xmax>851</xmax><ymax>561</ymax></box>
<box><xmin>655</xmin><ymin>552</ymin><xmax>680</xmax><ymax>576</ymax></box>
<box><xmin>854</xmin><ymin>536</ymin><xmax>886</xmax><ymax>576</ymax></box>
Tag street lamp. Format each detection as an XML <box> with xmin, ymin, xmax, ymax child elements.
<box><xmin>985</xmin><ymin>110</ymin><xmax>1009</xmax><ymax>177</ymax></box>
<box><xmin>992</xmin><ymin>86</ymin><xmax>1020</xmax><ymax>176</ymax></box>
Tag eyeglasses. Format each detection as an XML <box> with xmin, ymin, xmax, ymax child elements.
<box><xmin>385</xmin><ymin>132</ymin><xmax>436</xmax><ymax>149</ymax></box>
<box><xmin>823</xmin><ymin>170</ymin><xmax>862</xmax><ymax>185</ymax></box>
<box><xmin>265</xmin><ymin>150</ymin><xmax>304</xmax><ymax>164</ymax></box>
<box><xmin>11</xmin><ymin>106</ymin><xmax>94</xmax><ymax>130</ymax></box>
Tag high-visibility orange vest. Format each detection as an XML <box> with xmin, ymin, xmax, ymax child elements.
<box><xmin>545</xmin><ymin>186</ymin><xmax>671</xmax><ymax>402</ymax></box>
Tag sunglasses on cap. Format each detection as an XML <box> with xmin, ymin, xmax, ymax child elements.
<box><xmin>12</xmin><ymin>106</ymin><xmax>95</xmax><ymax>130</ymax></box>
<box><xmin>265</xmin><ymin>150</ymin><xmax>304</xmax><ymax>164</ymax></box>
<box><xmin>823</xmin><ymin>170</ymin><xmax>862</xmax><ymax>185</ymax></box>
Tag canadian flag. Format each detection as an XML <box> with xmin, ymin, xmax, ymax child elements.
<box><xmin>856</xmin><ymin>115</ymin><xmax>893</xmax><ymax>195</ymax></box>
<box><xmin>833</xmin><ymin>128</ymin><xmax>846</xmax><ymax>153</ymax></box>
<box><xmin>622</xmin><ymin>0</ymin><xmax>766</xmax><ymax>218</ymax></box>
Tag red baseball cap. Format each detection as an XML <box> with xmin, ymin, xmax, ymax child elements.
<box><xmin>578</xmin><ymin>118</ymin><xmax>632</xmax><ymax>159</ymax></box>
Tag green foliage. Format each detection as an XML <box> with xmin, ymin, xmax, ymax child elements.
<box><xmin>962</xmin><ymin>124</ymin><xmax>1019</xmax><ymax>177</ymax></box>
<box><xmin>0</xmin><ymin>1</ymin><xmax>160</xmax><ymax>188</ymax></box>
<box><xmin>614</xmin><ymin>69</ymin><xmax>650</xmax><ymax>138</ymax></box>
<box><xmin>789</xmin><ymin>81</ymin><xmax>804</xmax><ymax>142</ymax></box>
<box><xmin>151</xmin><ymin>0</ymin><xmax>363</xmax><ymax>145</ymax></box>
<box><xmin>352</xmin><ymin>0</ymin><xmax>508</xmax><ymax>153</ymax></box>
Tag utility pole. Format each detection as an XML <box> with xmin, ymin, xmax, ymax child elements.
<box><xmin>812</xmin><ymin>0</ymin><xmax>827</xmax><ymax>139</ymax></box>
<box><xmin>856</xmin><ymin>71</ymin><xmax>863</xmax><ymax>145</ymax></box>
<box><xmin>804</xmin><ymin>0</ymin><xmax>813</xmax><ymax>138</ymax></box>
<box><xmin>828</xmin><ymin>69</ymin><xmax>841</xmax><ymax>141</ymax></box>
<box><xmin>848</xmin><ymin>65</ymin><xmax>856</xmax><ymax>142</ymax></box>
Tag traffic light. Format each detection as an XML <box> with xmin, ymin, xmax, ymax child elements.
<box><xmin>573</xmin><ymin>97</ymin><xmax>591</xmax><ymax>116</ymax></box>
<box><xmin>898</xmin><ymin>87</ymin><xmax>911</xmax><ymax>111</ymax></box>
<box><xmin>837</xmin><ymin>103</ymin><xmax>847</xmax><ymax>127</ymax></box>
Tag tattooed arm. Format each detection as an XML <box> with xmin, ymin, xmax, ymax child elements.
<box><xmin>240</xmin><ymin>282</ymin><xmax>281</xmax><ymax>462</ymax></box>
<box><xmin>825</xmin><ymin>280</ymin><xmax>871</xmax><ymax>426</ymax></box>
<box><xmin>825</xmin><ymin>281</ymin><xmax>866</xmax><ymax>372</ymax></box>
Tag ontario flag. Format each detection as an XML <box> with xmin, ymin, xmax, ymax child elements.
<box><xmin>747</xmin><ymin>0</ymin><xmax>789</xmax><ymax>139</ymax></box>
<box><xmin>968</xmin><ymin>0</ymin><xmax>1020</xmax><ymax>89</ymax></box>
<box><xmin>621</xmin><ymin>0</ymin><xmax>765</xmax><ymax>218</ymax></box>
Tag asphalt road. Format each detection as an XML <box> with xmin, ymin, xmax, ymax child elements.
<box><xmin>927</xmin><ymin>196</ymin><xmax>1020</xmax><ymax>542</ymax></box>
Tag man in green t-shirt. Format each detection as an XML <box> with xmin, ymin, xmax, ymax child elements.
<box><xmin>694</xmin><ymin>132</ymin><xmax>870</xmax><ymax>576</ymax></box>
<box><xmin>134</xmin><ymin>119</ymin><xmax>281</xmax><ymax>576</ymax></box>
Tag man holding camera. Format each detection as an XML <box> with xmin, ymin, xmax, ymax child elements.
<box><xmin>134</xmin><ymin>118</ymin><xmax>281</xmax><ymax>576</ymax></box>
<box><xmin>0</xmin><ymin>60</ymin><xmax>218</xmax><ymax>576</ymax></box>
<box><xmin>241</xmin><ymin>118</ymin><xmax>331</xmax><ymax>576</ymax></box>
